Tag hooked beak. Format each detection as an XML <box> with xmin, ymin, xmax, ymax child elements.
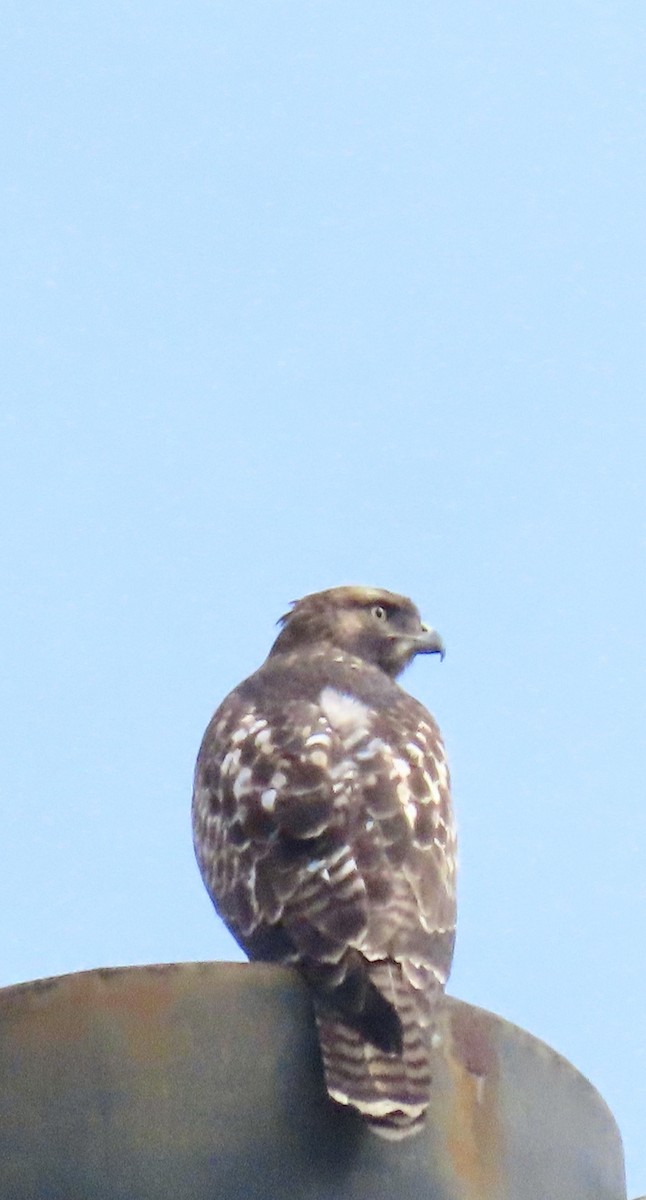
<box><xmin>414</xmin><ymin>624</ymin><xmax>445</xmax><ymax>660</ymax></box>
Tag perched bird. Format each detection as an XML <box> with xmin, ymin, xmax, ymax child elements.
<box><xmin>192</xmin><ymin>586</ymin><xmax>456</xmax><ymax>1138</ymax></box>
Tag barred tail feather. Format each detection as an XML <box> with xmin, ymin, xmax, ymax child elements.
<box><xmin>314</xmin><ymin>960</ymin><xmax>439</xmax><ymax>1139</ymax></box>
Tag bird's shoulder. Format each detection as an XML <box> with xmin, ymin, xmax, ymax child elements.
<box><xmin>198</xmin><ymin>646</ymin><xmax>442</xmax><ymax>761</ymax></box>
<box><xmin>239</xmin><ymin>645</ymin><xmax>405</xmax><ymax>709</ymax></box>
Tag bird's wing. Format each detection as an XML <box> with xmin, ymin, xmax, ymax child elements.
<box><xmin>346</xmin><ymin>693</ymin><xmax>457</xmax><ymax>988</ymax></box>
<box><xmin>192</xmin><ymin>689</ymin><xmax>370</xmax><ymax>968</ymax></box>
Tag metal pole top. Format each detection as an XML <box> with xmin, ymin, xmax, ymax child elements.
<box><xmin>0</xmin><ymin>961</ymin><xmax>626</xmax><ymax>1200</ymax></box>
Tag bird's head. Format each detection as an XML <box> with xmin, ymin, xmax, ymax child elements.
<box><xmin>269</xmin><ymin>585</ymin><xmax>444</xmax><ymax>678</ymax></box>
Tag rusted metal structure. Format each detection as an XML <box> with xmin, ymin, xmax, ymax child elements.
<box><xmin>0</xmin><ymin>961</ymin><xmax>626</xmax><ymax>1199</ymax></box>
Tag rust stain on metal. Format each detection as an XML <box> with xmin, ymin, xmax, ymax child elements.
<box><xmin>0</xmin><ymin>972</ymin><xmax>94</xmax><ymax>1049</ymax></box>
<box><xmin>95</xmin><ymin>966</ymin><xmax>183</xmax><ymax>1066</ymax></box>
<box><xmin>0</xmin><ymin>965</ymin><xmax>190</xmax><ymax>1067</ymax></box>
<box><xmin>450</xmin><ymin>1006</ymin><xmax>497</xmax><ymax>1078</ymax></box>
<box><xmin>444</xmin><ymin>1006</ymin><xmax>505</xmax><ymax>1200</ymax></box>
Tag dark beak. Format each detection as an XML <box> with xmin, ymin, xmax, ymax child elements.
<box><xmin>414</xmin><ymin>625</ymin><xmax>445</xmax><ymax>660</ymax></box>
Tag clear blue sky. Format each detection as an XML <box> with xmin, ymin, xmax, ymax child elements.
<box><xmin>2</xmin><ymin>3</ymin><xmax>645</xmax><ymax>1192</ymax></box>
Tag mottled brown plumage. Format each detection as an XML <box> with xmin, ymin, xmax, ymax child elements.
<box><xmin>192</xmin><ymin>586</ymin><xmax>456</xmax><ymax>1137</ymax></box>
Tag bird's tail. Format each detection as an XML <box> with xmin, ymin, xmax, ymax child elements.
<box><xmin>314</xmin><ymin>959</ymin><xmax>439</xmax><ymax>1139</ymax></box>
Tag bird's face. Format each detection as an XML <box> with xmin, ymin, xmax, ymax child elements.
<box><xmin>271</xmin><ymin>586</ymin><xmax>444</xmax><ymax>678</ymax></box>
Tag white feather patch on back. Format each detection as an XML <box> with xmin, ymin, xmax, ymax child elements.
<box><xmin>319</xmin><ymin>687</ymin><xmax>371</xmax><ymax>734</ymax></box>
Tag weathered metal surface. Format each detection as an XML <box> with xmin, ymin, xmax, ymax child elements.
<box><xmin>0</xmin><ymin>962</ymin><xmax>626</xmax><ymax>1200</ymax></box>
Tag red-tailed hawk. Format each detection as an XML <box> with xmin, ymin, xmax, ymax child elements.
<box><xmin>192</xmin><ymin>586</ymin><xmax>456</xmax><ymax>1137</ymax></box>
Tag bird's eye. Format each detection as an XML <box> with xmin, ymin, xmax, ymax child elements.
<box><xmin>372</xmin><ymin>605</ymin><xmax>386</xmax><ymax>621</ymax></box>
